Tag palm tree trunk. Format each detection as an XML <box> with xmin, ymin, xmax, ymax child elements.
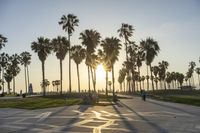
<box><xmin>7</xmin><ymin>82</ymin><xmax>10</xmax><ymax>94</ymax></box>
<box><xmin>2</xmin><ymin>68</ymin><xmax>4</xmax><ymax>93</ymax></box>
<box><xmin>198</xmin><ymin>74</ymin><xmax>200</xmax><ymax>88</ymax></box>
<box><xmin>42</xmin><ymin>61</ymin><xmax>45</xmax><ymax>96</ymax></box>
<box><xmin>90</xmin><ymin>67</ymin><xmax>95</xmax><ymax>92</ymax></box>
<box><xmin>13</xmin><ymin>77</ymin><xmax>15</xmax><ymax>93</ymax></box>
<box><xmin>164</xmin><ymin>79</ymin><xmax>167</xmax><ymax>90</ymax></box>
<box><xmin>76</xmin><ymin>64</ymin><xmax>80</xmax><ymax>93</ymax></box>
<box><xmin>146</xmin><ymin>65</ymin><xmax>149</xmax><ymax>91</ymax></box>
<box><xmin>138</xmin><ymin>67</ymin><xmax>142</xmax><ymax>91</ymax></box>
<box><xmin>60</xmin><ymin>59</ymin><xmax>63</xmax><ymax>95</ymax></box>
<box><xmin>156</xmin><ymin>82</ymin><xmax>158</xmax><ymax>90</ymax></box>
<box><xmin>123</xmin><ymin>81</ymin><xmax>125</xmax><ymax>92</ymax></box>
<box><xmin>68</xmin><ymin>34</ymin><xmax>72</xmax><ymax>93</ymax></box>
<box><xmin>106</xmin><ymin>71</ymin><xmax>108</xmax><ymax>96</ymax></box>
<box><xmin>94</xmin><ymin>69</ymin><xmax>96</xmax><ymax>92</ymax></box>
<box><xmin>142</xmin><ymin>81</ymin><xmax>144</xmax><ymax>90</ymax></box>
<box><xmin>112</xmin><ymin>65</ymin><xmax>115</xmax><ymax>97</ymax></box>
<box><xmin>88</xmin><ymin>66</ymin><xmax>90</xmax><ymax>92</ymax></box>
<box><xmin>27</xmin><ymin>65</ymin><xmax>30</xmax><ymax>88</ymax></box>
<box><xmin>24</xmin><ymin>65</ymin><xmax>27</xmax><ymax>94</ymax></box>
<box><xmin>131</xmin><ymin>68</ymin><xmax>135</xmax><ymax>92</ymax></box>
<box><xmin>149</xmin><ymin>64</ymin><xmax>154</xmax><ymax>91</ymax></box>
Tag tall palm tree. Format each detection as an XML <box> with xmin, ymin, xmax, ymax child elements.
<box><xmin>51</xmin><ymin>36</ymin><xmax>69</xmax><ymax>94</ymax></box>
<box><xmin>140</xmin><ymin>38</ymin><xmax>160</xmax><ymax>91</ymax></box>
<box><xmin>31</xmin><ymin>37</ymin><xmax>51</xmax><ymax>96</ymax></box>
<box><xmin>188</xmin><ymin>61</ymin><xmax>196</xmax><ymax>87</ymax></box>
<box><xmin>4</xmin><ymin>63</ymin><xmax>13</xmax><ymax>94</ymax></box>
<box><xmin>10</xmin><ymin>54</ymin><xmax>21</xmax><ymax>93</ymax></box>
<box><xmin>165</xmin><ymin>72</ymin><xmax>172</xmax><ymax>89</ymax></box>
<box><xmin>118</xmin><ymin>23</ymin><xmax>134</xmax><ymax>60</ymax></box>
<box><xmin>59</xmin><ymin>14</ymin><xmax>79</xmax><ymax>93</ymax></box>
<box><xmin>152</xmin><ymin>66</ymin><xmax>160</xmax><ymax>90</ymax></box>
<box><xmin>195</xmin><ymin>67</ymin><xmax>200</xmax><ymax>88</ymax></box>
<box><xmin>0</xmin><ymin>53</ymin><xmax>9</xmax><ymax>93</ymax></box>
<box><xmin>20</xmin><ymin>51</ymin><xmax>31</xmax><ymax>94</ymax></box>
<box><xmin>158</xmin><ymin>61</ymin><xmax>169</xmax><ymax>90</ymax></box>
<box><xmin>80</xmin><ymin>29</ymin><xmax>101</xmax><ymax>92</ymax></box>
<box><xmin>176</xmin><ymin>72</ymin><xmax>184</xmax><ymax>88</ymax></box>
<box><xmin>101</xmin><ymin>37</ymin><xmax>121</xmax><ymax>97</ymax></box>
<box><xmin>71</xmin><ymin>45</ymin><xmax>86</xmax><ymax>93</ymax></box>
<box><xmin>0</xmin><ymin>34</ymin><xmax>7</xmax><ymax>50</ymax></box>
<box><xmin>118</xmin><ymin>68</ymin><xmax>126</xmax><ymax>92</ymax></box>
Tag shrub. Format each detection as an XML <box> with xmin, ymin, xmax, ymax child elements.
<box><xmin>22</xmin><ymin>93</ymin><xmax>26</xmax><ymax>98</ymax></box>
<box><xmin>82</xmin><ymin>93</ymin><xmax>99</xmax><ymax>105</ymax></box>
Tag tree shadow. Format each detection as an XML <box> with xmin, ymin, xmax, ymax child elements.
<box><xmin>147</xmin><ymin>99</ymin><xmax>196</xmax><ymax>116</ymax></box>
<box><xmin>60</xmin><ymin>105</ymin><xmax>91</xmax><ymax>131</ymax></box>
<box><xmin>112</xmin><ymin>102</ymin><xmax>139</xmax><ymax>132</ymax></box>
<box><xmin>118</xmin><ymin>101</ymin><xmax>169</xmax><ymax>133</ymax></box>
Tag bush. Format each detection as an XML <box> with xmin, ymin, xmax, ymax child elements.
<box><xmin>82</xmin><ymin>93</ymin><xmax>99</xmax><ymax>105</ymax></box>
<box><xmin>0</xmin><ymin>93</ymin><xmax>4</xmax><ymax>97</ymax></box>
<box><xmin>22</xmin><ymin>93</ymin><xmax>26</xmax><ymax>98</ymax></box>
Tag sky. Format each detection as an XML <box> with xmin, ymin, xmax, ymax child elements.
<box><xmin>0</xmin><ymin>0</ymin><xmax>200</xmax><ymax>93</ymax></box>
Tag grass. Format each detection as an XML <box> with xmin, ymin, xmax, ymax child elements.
<box><xmin>147</xmin><ymin>90</ymin><xmax>200</xmax><ymax>106</ymax></box>
<box><xmin>0</xmin><ymin>93</ymin><xmax>117</xmax><ymax>109</ymax></box>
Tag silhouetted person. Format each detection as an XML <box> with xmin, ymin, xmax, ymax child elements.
<box><xmin>141</xmin><ymin>90</ymin><xmax>146</xmax><ymax>101</ymax></box>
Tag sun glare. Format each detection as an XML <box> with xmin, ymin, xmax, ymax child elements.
<box><xmin>96</xmin><ymin>64</ymin><xmax>106</xmax><ymax>79</ymax></box>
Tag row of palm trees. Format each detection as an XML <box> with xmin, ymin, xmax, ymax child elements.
<box><xmin>1</xmin><ymin>13</ymin><xmax>200</xmax><ymax>96</ymax></box>
<box><xmin>31</xmin><ymin>13</ymin><xmax>122</xmax><ymax>96</ymax></box>
<box><xmin>0</xmin><ymin>34</ymin><xmax>32</xmax><ymax>94</ymax></box>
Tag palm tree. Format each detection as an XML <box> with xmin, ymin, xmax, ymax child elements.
<box><xmin>20</xmin><ymin>51</ymin><xmax>31</xmax><ymax>94</ymax></box>
<box><xmin>31</xmin><ymin>37</ymin><xmax>51</xmax><ymax>96</ymax></box>
<box><xmin>176</xmin><ymin>73</ymin><xmax>184</xmax><ymax>88</ymax></box>
<box><xmin>59</xmin><ymin>14</ymin><xmax>79</xmax><ymax>93</ymax></box>
<box><xmin>118</xmin><ymin>23</ymin><xmax>134</xmax><ymax>60</ymax></box>
<box><xmin>71</xmin><ymin>45</ymin><xmax>86</xmax><ymax>93</ymax></box>
<box><xmin>0</xmin><ymin>34</ymin><xmax>7</xmax><ymax>50</ymax></box>
<box><xmin>4</xmin><ymin>63</ymin><xmax>13</xmax><ymax>94</ymax></box>
<box><xmin>80</xmin><ymin>29</ymin><xmax>101</xmax><ymax>92</ymax></box>
<box><xmin>158</xmin><ymin>61</ymin><xmax>169</xmax><ymax>90</ymax></box>
<box><xmin>140</xmin><ymin>38</ymin><xmax>160</xmax><ymax>91</ymax></box>
<box><xmin>51</xmin><ymin>36</ymin><xmax>69</xmax><ymax>94</ymax></box>
<box><xmin>118</xmin><ymin>68</ymin><xmax>126</xmax><ymax>92</ymax></box>
<box><xmin>152</xmin><ymin>66</ymin><xmax>160</xmax><ymax>90</ymax></box>
<box><xmin>10</xmin><ymin>54</ymin><xmax>21</xmax><ymax>93</ymax></box>
<box><xmin>188</xmin><ymin>61</ymin><xmax>196</xmax><ymax>87</ymax></box>
<box><xmin>101</xmin><ymin>37</ymin><xmax>121</xmax><ymax>97</ymax></box>
<box><xmin>195</xmin><ymin>67</ymin><xmax>200</xmax><ymax>88</ymax></box>
<box><xmin>165</xmin><ymin>72</ymin><xmax>172</xmax><ymax>89</ymax></box>
<box><xmin>0</xmin><ymin>53</ymin><xmax>9</xmax><ymax>93</ymax></box>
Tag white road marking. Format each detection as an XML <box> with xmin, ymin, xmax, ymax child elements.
<box><xmin>36</xmin><ymin>112</ymin><xmax>52</xmax><ymax>122</ymax></box>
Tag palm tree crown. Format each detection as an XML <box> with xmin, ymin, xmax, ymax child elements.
<box><xmin>31</xmin><ymin>37</ymin><xmax>51</xmax><ymax>62</ymax></box>
<box><xmin>51</xmin><ymin>36</ymin><xmax>69</xmax><ymax>60</ymax></box>
<box><xmin>59</xmin><ymin>14</ymin><xmax>79</xmax><ymax>36</ymax></box>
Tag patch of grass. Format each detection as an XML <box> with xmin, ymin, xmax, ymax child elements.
<box><xmin>148</xmin><ymin>90</ymin><xmax>200</xmax><ymax>106</ymax></box>
<box><xmin>0</xmin><ymin>93</ymin><xmax>116</xmax><ymax>109</ymax></box>
<box><xmin>0</xmin><ymin>96</ymin><xmax>82</xmax><ymax>109</ymax></box>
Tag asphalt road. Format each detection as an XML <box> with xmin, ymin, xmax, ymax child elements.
<box><xmin>0</xmin><ymin>96</ymin><xmax>200</xmax><ymax>133</ymax></box>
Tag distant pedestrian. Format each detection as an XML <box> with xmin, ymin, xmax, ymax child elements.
<box><xmin>141</xmin><ymin>90</ymin><xmax>146</xmax><ymax>101</ymax></box>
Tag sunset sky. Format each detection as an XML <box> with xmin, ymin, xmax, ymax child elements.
<box><xmin>0</xmin><ymin>0</ymin><xmax>200</xmax><ymax>93</ymax></box>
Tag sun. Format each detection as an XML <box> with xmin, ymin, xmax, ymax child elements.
<box><xmin>96</xmin><ymin>64</ymin><xmax>106</xmax><ymax>79</ymax></box>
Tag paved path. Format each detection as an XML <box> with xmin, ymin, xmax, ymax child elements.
<box><xmin>0</xmin><ymin>96</ymin><xmax>200</xmax><ymax>133</ymax></box>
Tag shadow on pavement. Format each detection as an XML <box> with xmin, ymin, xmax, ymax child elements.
<box><xmin>147</xmin><ymin>100</ymin><xmax>195</xmax><ymax>116</ymax></box>
<box><xmin>112</xmin><ymin>102</ymin><xmax>139</xmax><ymax>132</ymax></box>
<box><xmin>119</xmin><ymin>101</ymin><xmax>169</xmax><ymax>133</ymax></box>
<box><xmin>61</xmin><ymin>105</ymin><xmax>91</xmax><ymax>131</ymax></box>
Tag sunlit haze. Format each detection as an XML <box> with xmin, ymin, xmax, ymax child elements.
<box><xmin>0</xmin><ymin>0</ymin><xmax>200</xmax><ymax>93</ymax></box>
